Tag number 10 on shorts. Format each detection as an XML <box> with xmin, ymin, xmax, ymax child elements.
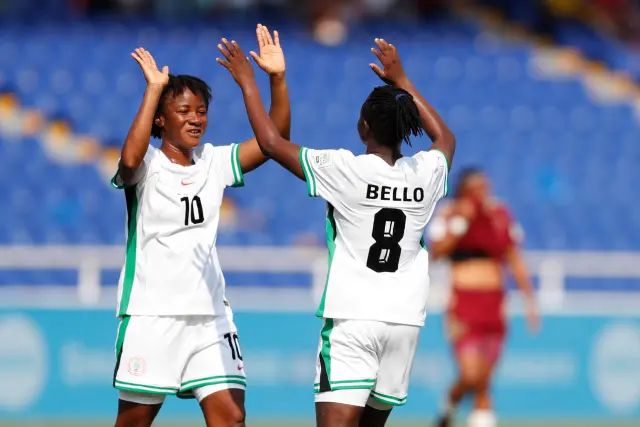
<box><xmin>224</xmin><ymin>333</ymin><xmax>243</xmax><ymax>361</ymax></box>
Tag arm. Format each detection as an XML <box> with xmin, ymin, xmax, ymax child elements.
<box><xmin>117</xmin><ymin>48</ymin><xmax>169</xmax><ymax>186</ymax></box>
<box><xmin>505</xmin><ymin>246</ymin><xmax>539</xmax><ymax>332</ymax></box>
<box><xmin>234</xmin><ymin>25</ymin><xmax>292</xmax><ymax>174</ymax></box>
<box><xmin>236</xmin><ymin>73</ymin><xmax>291</xmax><ymax>174</ymax></box>
<box><xmin>369</xmin><ymin>38</ymin><xmax>456</xmax><ymax>168</ymax></box>
<box><xmin>428</xmin><ymin>200</ymin><xmax>475</xmax><ymax>259</ymax></box>
<box><xmin>505</xmin><ymin>248</ymin><xmax>535</xmax><ymax>301</ymax></box>
<box><xmin>217</xmin><ymin>37</ymin><xmax>305</xmax><ymax>180</ymax></box>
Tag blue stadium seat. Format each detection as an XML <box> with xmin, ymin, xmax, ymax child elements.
<box><xmin>0</xmin><ymin>17</ymin><xmax>638</xmax><ymax>274</ymax></box>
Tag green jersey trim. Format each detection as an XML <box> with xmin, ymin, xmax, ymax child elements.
<box><xmin>430</xmin><ymin>149</ymin><xmax>450</xmax><ymax>197</ymax></box>
<box><xmin>230</xmin><ymin>143</ymin><xmax>245</xmax><ymax>187</ymax></box>
<box><xmin>118</xmin><ymin>188</ymin><xmax>139</xmax><ymax>316</ymax></box>
<box><xmin>316</xmin><ymin>204</ymin><xmax>336</xmax><ymax>317</ymax></box>
<box><xmin>300</xmin><ymin>147</ymin><xmax>318</xmax><ymax>197</ymax></box>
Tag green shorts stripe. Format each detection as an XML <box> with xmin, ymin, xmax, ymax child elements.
<box><xmin>370</xmin><ymin>390</ymin><xmax>408</xmax><ymax>406</ymax></box>
<box><xmin>181</xmin><ymin>375</ymin><xmax>247</xmax><ymax>391</ymax></box>
<box><xmin>114</xmin><ymin>380</ymin><xmax>178</xmax><ymax>395</ymax></box>
<box><xmin>317</xmin><ymin>318</ymin><xmax>334</xmax><ymax>392</ymax></box>
<box><xmin>314</xmin><ymin>379</ymin><xmax>376</xmax><ymax>386</ymax></box>
<box><xmin>112</xmin><ymin>316</ymin><xmax>131</xmax><ymax>387</ymax></box>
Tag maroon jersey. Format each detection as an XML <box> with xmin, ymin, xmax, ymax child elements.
<box><xmin>450</xmin><ymin>199</ymin><xmax>520</xmax><ymax>262</ymax></box>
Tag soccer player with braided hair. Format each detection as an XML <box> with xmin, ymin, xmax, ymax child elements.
<box><xmin>218</xmin><ymin>37</ymin><xmax>455</xmax><ymax>427</ymax></box>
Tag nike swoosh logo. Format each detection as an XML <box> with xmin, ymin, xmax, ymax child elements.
<box><xmin>237</xmin><ymin>365</ymin><xmax>243</xmax><ymax>371</ymax></box>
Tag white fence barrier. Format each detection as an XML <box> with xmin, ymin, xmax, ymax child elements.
<box><xmin>0</xmin><ymin>246</ymin><xmax>638</xmax><ymax>314</ymax></box>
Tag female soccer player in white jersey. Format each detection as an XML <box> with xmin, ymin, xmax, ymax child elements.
<box><xmin>110</xmin><ymin>25</ymin><xmax>290</xmax><ymax>427</ymax></box>
<box><xmin>217</xmin><ymin>38</ymin><xmax>455</xmax><ymax>427</ymax></box>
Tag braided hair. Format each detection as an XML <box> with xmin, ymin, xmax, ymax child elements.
<box><xmin>360</xmin><ymin>85</ymin><xmax>424</xmax><ymax>147</ymax></box>
<box><xmin>151</xmin><ymin>74</ymin><xmax>212</xmax><ymax>139</ymax></box>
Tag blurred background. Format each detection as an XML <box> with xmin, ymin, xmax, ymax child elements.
<box><xmin>1</xmin><ymin>0</ymin><xmax>640</xmax><ymax>426</ymax></box>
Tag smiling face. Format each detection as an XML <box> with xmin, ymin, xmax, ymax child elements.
<box><xmin>154</xmin><ymin>88</ymin><xmax>208</xmax><ymax>149</ymax></box>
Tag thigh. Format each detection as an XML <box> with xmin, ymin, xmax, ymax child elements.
<box><xmin>179</xmin><ymin>315</ymin><xmax>246</xmax><ymax>400</ymax></box>
<box><xmin>114</xmin><ymin>395</ymin><xmax>163</xmax><ymax>427</ymax></box>
<box><xmin>200</xmin><ymin>388</ymin><xmax>245</xmax><ymax>427</ymax></box>
<box><xmin>114</xmin><ymin>316</ymin><xmax>185</xmax><ymax>396</ymax></box>
<box><xmin>314</xmin><ymin>319</ymin><xmax>379</xmax><ymax>403</ymax></box>
<box><xmin>372</xmin><ymin>323</ymin><xmax>420</xmax><ymax>407</ymax></box>
<box><xmin>316</xmin><ymin>401</ymin><xmax>363</xmax><ymax>427</ymax></box>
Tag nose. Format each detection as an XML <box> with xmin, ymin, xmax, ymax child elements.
<box><xmin>188</xmin><ymin>115</ymin><xmax>202</xmax><ymax>126</ymax></box>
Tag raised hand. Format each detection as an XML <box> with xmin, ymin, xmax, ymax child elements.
<box><xmin>369</xmin><ymin>38</ymin><xmax>407</xmax><ymax>86</ymax></box>
<box><xmin>217</xmin><ymin>38</ymin><xmax>255</xmax><ymax>87</ymax></box>
<box><xmin>131</xmin><ymin>48</ymin><xmax>169</xmax><ymax>88</ymax></box>
<box><xmin>250</xmin><ymin>24</ymin><xmax>286</xmax><ymax>77</ymax></box>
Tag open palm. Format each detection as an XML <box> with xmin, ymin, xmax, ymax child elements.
<box><xmin>250</xmin><ymin>24</ymin><xmax>285</xmax><ymax>76</ymax></box>
<box><xmin>131</xmin><ymin>47</ymin><xmax>169</xmax><ymax>88</ymax></box>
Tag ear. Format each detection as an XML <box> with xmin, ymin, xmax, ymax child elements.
<box><xmin>154</xmin><ymin>116</ymin><xmax>165</xmax><ymax>128</ymax></box>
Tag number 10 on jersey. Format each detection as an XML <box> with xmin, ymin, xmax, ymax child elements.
<box><xmin>180</xmin><ymin>196</ymin><xmax>205</xmax><ymax>226</ymax></box>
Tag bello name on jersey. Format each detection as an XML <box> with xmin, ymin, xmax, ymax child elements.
<box><xmin>301</xmin><ymin>147</ymin><xmax>448</xmax><ymax>327</ymax></box>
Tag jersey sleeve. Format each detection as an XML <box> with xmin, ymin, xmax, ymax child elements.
<box><xmin>211</xmin><ymin>143</ymin><xmax>244</xmax><ymax>188</ymax></box>
<box><xmin>110</xmin><ymin>146</ymin><xmax>156</xmax><ymax>190</ymax></box>
<box><xmin>416</xmin><ymin>150</ymin><xmax>450</xmax><ymax>202</ymax></box>
<box><xmin>299</xmin><ymin>148</ymin><xmax>350</xmax><ymax>200</ymax></box>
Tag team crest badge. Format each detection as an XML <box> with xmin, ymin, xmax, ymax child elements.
<box><xmin>128</xmin><ymin>357</ymin><xmax>147</xmax><ymax>376</ymax></box>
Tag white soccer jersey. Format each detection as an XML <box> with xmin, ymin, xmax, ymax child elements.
<box><xmin>300</xmin><ymin>148</ymin><xmax>449</xmax><ymax>326</ymax></box>
<box><xmin>111</xmin><ymin>143</ymin><xmax>244</xmax><ymax>316</ymax></box>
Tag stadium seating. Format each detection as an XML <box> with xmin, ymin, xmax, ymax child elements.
<box><xmin>0</xmin><ymin>17</ymin><xmax>638</xmax><ymax>254</ymax></box>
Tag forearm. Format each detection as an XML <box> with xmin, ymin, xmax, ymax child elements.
<box><xmin>267</xmin><ymin>73</ymin><xmax>291</xmax><ymax>140</ymax></box>
<box><xmin>121</xmin><ymin>85</ymin><xmax>163</xmax><ymax>169</ymax></box>
<box><xmin>241</xmin><ymin>81</ymin><xmax>282</xmax><ymax>155</ymax></box>
<box><xmin>395</xmin><ymin>76</ymin><xmax>456</xmax><ymax>158</ymax></box>
<box><xmin>509</xmin><ymin>251</ymin><xmax>536</xmax><ymax>302</ymax></box>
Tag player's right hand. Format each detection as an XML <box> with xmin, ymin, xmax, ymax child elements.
<box><xmin>217</xmin><ymin>38</ymin><xmax>255</xmax><ymax>87</ymax></box>
<box><xmin>131</xmin><ymin>48</ymin><xmax>169</xmax><ymax>89</ymax></box>
<box><xmin>250</xmin><ymin>24</ymin><xmax>286</xmax><ymax>77</ymax></box>
<box><xmin>369</xmin><ymin>38</ymin><xmax>407</xmax><ymax>86</ymax></box>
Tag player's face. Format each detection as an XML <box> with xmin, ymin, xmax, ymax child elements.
<box><xmin>159</xmin><ymin>89</ymin><xmax>208</xmax><ymax>149</ymax></box>
<box><xmin>465</xmin><ymin>174</ymin><xmax>490</xmax><ymax>201</ymax></box>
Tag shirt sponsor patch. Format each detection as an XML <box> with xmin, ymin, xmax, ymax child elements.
<box><xmin>314</xmin><ymin>152</ymin><xmax>333</xmax><ymax>169</ymax></box>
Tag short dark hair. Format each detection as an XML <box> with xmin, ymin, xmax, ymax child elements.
<box><xmin>151</xmin><ymin>74</ymin><xmax>212</xmax><ymax>139</ymax></box>
<box><xmin>454</xmin><ymin>167</ymin><xmax>483</xmax><ymax>198</ymax></box>
<box><xmin>360</xmin><ymin>85</ymin><xmax>424</xmax><ymax>147</ymax></box>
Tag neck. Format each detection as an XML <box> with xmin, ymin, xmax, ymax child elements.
<box><xmin>366</xmin><ymin>142</ymin><xmax>402</xmax><ymax>166</ymax></box>
<box><xmin>161</xmin><ymin>140</ymin><xmax>193</xmax><ymax>166</ymax></box>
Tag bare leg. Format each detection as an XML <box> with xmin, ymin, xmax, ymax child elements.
<box><xmin>200</xmin><ymin>388</ymin><xmax>246</xmax><ymax>427</ymax></box>
<box><xmin>114</xmin><ymin>400</ymin><xmax>162</xmax><ymax>427</ymax></box>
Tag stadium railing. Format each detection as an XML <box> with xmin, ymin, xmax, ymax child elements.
<box><xmin>0</xmin><ymin>246</ymin><xmax>638</xmax><ymax>315</ymax></box>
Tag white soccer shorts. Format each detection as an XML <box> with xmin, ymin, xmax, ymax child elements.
<box><xmin>113</xmin><ymin>315</ymin><xmax>246</xmax><ymax>402</ymax></box>
<box><xmin>314</xmin><ymin>318</ymin><xmax>420</xmax><ymax>407</ymax></box>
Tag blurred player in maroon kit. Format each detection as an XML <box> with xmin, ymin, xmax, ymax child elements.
<box><xmin>428</xmin><ymin>168</ymin><xmax>539</xmax><ymax>427</ymax></box>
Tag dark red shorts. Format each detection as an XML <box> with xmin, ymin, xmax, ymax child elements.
<box><xmin>447</xmin><ymin>288</ymin><xmax>506</xmax><ymax>366</ymax></box>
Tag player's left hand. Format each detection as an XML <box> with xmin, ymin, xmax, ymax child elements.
<box><xmin>369</xmin><ymin>38</ymin><xmax>408</xmax><ymax>86</ymax></box>
<box><xmin>217</xmin><ymin>39</ymin><xmax>255</xmax><ymax>87</ymax></box>
<box><xmin>250</xmin><ymin>24</ymin><xmax>286</xmax><ymax>77</ymax></box>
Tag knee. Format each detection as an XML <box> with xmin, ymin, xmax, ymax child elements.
<box><xmin>463</xmin><ymin>373</ymin><xmax>490</xmax><ymax>395</ymax></box>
